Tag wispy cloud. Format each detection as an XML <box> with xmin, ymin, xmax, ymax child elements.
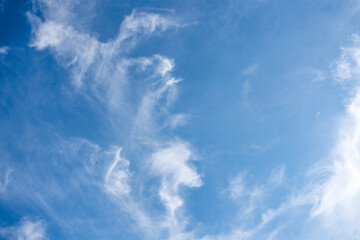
<box><xmin>0</xmin><ymin>46</ymin><xmax>9</xmax><ymax>55</ymax></box>
<box><xmin>227</xmin><ymin>171</ymin><xmax>261</xmax><ymax>200</ymax></box>
<box><xmin>28</xmin><ymin>4</ymin><xmax>180</xmax><ymax>87</ymax></box>
<box><xmin>8</xmin><ymin>0</ymin><xmax>359</xmax><ymax>239</ymax></box>
<box><xmin>311</xmin><ymin>69</ymin><xmax>326</xmax><ymax>82</ymax></box>
<box><xmin>150</xmin><ymin>141</ymin><xmax>202</xmax><ymax>238</ymax></box>
<box><xmin>0</xmin><ymin>218</ymin><xmax>47</xmax><ymax>240</ymax></box>
<box><xmin>104</xmin><ymin>147</ymin><xmax>131</xmax><ymax>198</ymax></box>
<box><xmin>21</xmin><ymin>1</ymin><xmax>202</xmax><ymax>239</ymax></box>
<box><xmin>331</xmin><ymin>34</ymin><xmax>360</xmax><ymax>83</ymax></box>
<box><xmin>308</xmin><ymin>36</ymin><xmax>360</xmax><ymax>236</ymax></box>
<box><xmin>227</xmin><ymin>165</ymin><xmax>286</xmax><ymax>203</ymax></box>
<box><xmin>167</xmin><ymin>114</ymin><xmax>189</xmax><ymax>129</ymax></box>
<box><xmin>216</xmin><ymin>164</ymin><xmax>287</xmax><ymax>239</ymax></box>
<box><xmin>269</xmin><ymin>164</ymin><xmax>286</xmax><ymax>186</ymax></box>
<box><xmin>248</xmin><ymin>34</ymin><xmax>360</xmax><ymax>239</ymax></box>
<box><xmin>243</xmin><ymin>138</ymin><xmax>280</xmax><ymax>156</ymax></box>
<box><xmin>17</xmin><ymin>220</ymin><xmax>47</xmax><ymax>240</ymax></box>
<box><xmin>0</xmin><ymin>163</ymin><xmax>12</xmax><ymax>194</ymax></box>
<box><xmin>242</xmin><ymin>64</ymin><xmax>258</xmax><ymax>76</ymax></box>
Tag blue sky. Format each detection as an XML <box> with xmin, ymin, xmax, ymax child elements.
<box><xmin>1</xmin><ymin>0</ymin><xmax>360</xmax><ymax>239</ymax></box>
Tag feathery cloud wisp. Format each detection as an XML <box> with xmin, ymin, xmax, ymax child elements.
<box><xmin>0</xmin><ymin>219</ymin><xmax>47</xmax><ymax>240</ymax></box>
<box><xmin>309</xmin><ymin>38</ymin><xmax>360</xmax><ymax>236</ymax></box>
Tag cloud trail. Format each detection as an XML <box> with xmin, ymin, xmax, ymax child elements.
<box><xmin>13</xmin><ymin>1</ymin><xmax>203</xmax><ymax>239</ymax></box>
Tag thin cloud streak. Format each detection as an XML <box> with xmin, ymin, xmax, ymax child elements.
<box><xmin>22</xmin><ymin>1</ymin><xmax>203</xmax><ymax>239</ymax></box>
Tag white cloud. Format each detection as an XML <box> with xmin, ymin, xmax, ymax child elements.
<box><xmin>100</xmin><ymin>142</ymin><xmax>203</xmax><ymax>239</ymax></box>
<box><xmin>242</xmin><ymin>64</ymin><xmax>258</xmax><ymax>75</ymax></box>
<box><xmin>26</xmin><ymin>2</ymin><xmax>200</xmax><ymax>239</ymax></box>
<box><xmin>310</xmin><ymin>90</ymin><xmax>360</xmax><ymax>234</ymax></box>
<box><xmin>0</xmin><ymin>46</ymin><xmax>9</xmax><ymax>55</ymax></box>
<box><xmin>150</xmin><ymin>142</ymin><xmax>202</xmax><ymax>192</ymax></box>
<box><xmin>331</xmin><ymin>34</ymin><xmax>360</xmax><ymax>83</ymax></box>
<box><xmin>28</xmin><ymin>3</ymin><xmax>179</xmax><ymax>87</ymax></box>
<box><xmin>118</xmin><ymin>10</ymin><xmax>179</xmax><ymax>42</ymax></box>
<box><xmin>128</xmin><ymin>55</ymin><xmax>183</xmax><ymax>142</ymax></box>
<box><xmin>300</xmin><ymin>34</ymin><xmax>360</xmax><ymax>237</ymax></box>
<box><xmin>311</xmin><ymin>69</ymin><xmax>326</xmax><ymax>82</ymax></box>
<box><xmin>227</xmin><ymin>171</ymin><xmax>248</xmax><ymax>199</ymax></box>
<box><xmin>28</xmin><ymin>3</ymin><xmax>185</xmax><ymax>151</ymax></box>
<box><xmin>28</xmin><ymin>0</ymin><xmax>184</xmax><ymax>138</ymax></box>
<box><xmin>104</xmin><ymin>147</ymin><xmax>131</xmax><ymax>198</ymax></box>
<box><xmin>30</xmin><ymin>21</ymin><xmax>68</xmax><ymax>50</ymax></box>
<box><xmin>216</xmin><ymin>164</ymin><xmax>290</xmax><ymax>240</ymax></box>
<box><xmin>269</xmin><ymin>164</ymin><xmax>286</xmax><ymax>186</ymax></box>
<box><xmin>156</xmin><ymin>55</ymin><xmax>175</xmax><ymax>76</ymax></box>
<box><xmin>150</xmin><ymin>141</ymin><xmax>202</xmax><ymax>237</ymax></box>
<box><xmin>217</xmin><ymin>34</ymin><xmax>360</xmax><ymax>240</ymax></box>
<box><xmin>0</xmin><ymin>165</ymin><xmax>12</xmax><ymax>194</ymax></box>
<box><xmin>167</xmin><ymin>114</ymin><xmax>189</xmax><ymax>128</ymax></box>
<box><xmin>227</xmin><ymin>171</ymin><xmax>264</xmax><ymax>218</ymax></box>
<box><xmin>29</xmin><ymin>18</ymin><xmax>99</xmax><ymax>87</ymax></box>
<box><xmin>0</xmin><ymin>219</ymin><xmax>47</xmax><ymax>240</ymax></box>
<box><xmin>17</xmin><ymin>220</ymin><xmax>47</xmax><ymax>240</ymax></box>
<box><xmin>26</xmin><ymin>1</ymin><xmax>360</xmax><ymax>238</ymax></box>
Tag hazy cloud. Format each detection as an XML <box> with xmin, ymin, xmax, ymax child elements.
<box><xmin>0</xmin><ymin>219</ymin><xmax>47</xmax><ymax>240</ymax></box>
<box><xmin>0</xmin><ymin>46</ymin><xmax>9</xmax><ymax>54</ymax></box>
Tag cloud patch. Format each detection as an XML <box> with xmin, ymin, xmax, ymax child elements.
<box><xmin>0</xmin><ymin>46</ymin><xmax>9</xmax><ymax>55</ymax></box>
<box><xmin>104</xmin><ymin>147</ymin><xmax>131</xmax><ymax>198</ymax></box>
<box><xmin>308</xmin><ymin>36</ymin><xmax>360</xmax><ymax>237</ymax></box>
<box><xmin>0</xmin><ymin>219</ymin><xmax>47</xmax><ymax>240</ymax></box>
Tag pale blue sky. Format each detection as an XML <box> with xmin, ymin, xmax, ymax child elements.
<box><xmin>1</xmin><ymin>0</ymin><xmax>360</xmax><ymax>239</ymax></box>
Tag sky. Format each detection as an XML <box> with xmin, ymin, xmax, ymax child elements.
<box><xmin>1</xmin><ymin>0</ymin><xmax>360</xmax><ymax>239</ymax></box>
